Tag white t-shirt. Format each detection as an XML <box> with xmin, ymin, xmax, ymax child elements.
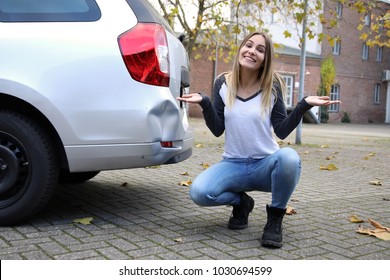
<box><xmin>218</xmin><ymin>83</ymin><xmax>279</xmax><ymax>159</ymax></box>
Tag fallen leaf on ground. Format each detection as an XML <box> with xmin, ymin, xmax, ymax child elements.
<box><xmin>320</xmin><ymin>163</ymin><xmax>338</xmax><ymax>171</ymax></box>
<box><xmin>321</xmin><ymin>144</ymin><xmax>330</xmax><ymax>148</ymax></box>
<box><xmin>356</xmin><ymin>226</ymin><xmax>390</xmax><ymax>241</ymax></box>
<box><xmin>356</xmin><ymin>218</ymin><xmax>390</xmax><ymax>241</ymax></box>
<box><xmin>363</xmin><ymin>152</ymin><xmax>376</xmax><ymax>160</ymax></box>
<box><xmin>369</xmin><ymin>180</ymin><xmax>383</xmax><ymax>186</ymax></box>
<box><xmin>200</xmin><ymin>162</ymin><xmax>210</xmax><ymax>169</ymax></box>
<box><xmin>73</xmin><ymin>217</ymin><xmax>93</xmax><ymax>225</ymax></box>
<box><xmin>180</xmin><ymin>171</ymin><xmax>190</xmax><ymax>176</ymax></box>
<box><xmin>195</xmin><ymin>143</ymin><xmax>204</xmax><ymax>148</ymax></box>
<box><xmin>286</xmin><ymin>206</ymin><xmax>297</xmax><ymax>215</ymax></box>
<box><xmin>178</xmin><ymin>180</ymin><xmax>192</xmax><ymax>187</ymax></box>
<box><xmin>349</xmin><ymin>215</ymin><xmax>364</xmax><ymax>223</ymax></box>
<box><xmin>368</xmin><ymin>218</ymin><xmax>390</xmax><ymax>231</ymax></box>
<box><xmin>325</xmin><ymin>155</ymin><xmax>336</xmax><ymax>160</ymax></box>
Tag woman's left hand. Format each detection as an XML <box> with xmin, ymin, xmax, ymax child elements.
<box><xmin>305</xmin><ymin>95</ymin><xmax>341</xmax><ymax>106</ymax></box>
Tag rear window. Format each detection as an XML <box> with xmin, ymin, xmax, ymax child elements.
<box><xmin>0</xmin><ymin>0</ymin><xmax>101</xmax><ymax>22</ymax></box>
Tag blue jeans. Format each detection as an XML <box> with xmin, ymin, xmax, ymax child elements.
<box><xmin>189</xmin><ymin>147</ymin><xmax>301</xmax><ymax>209</ymax></box>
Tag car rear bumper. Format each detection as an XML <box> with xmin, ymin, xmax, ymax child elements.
<box><xmin>65</xmin><ymin>133</ymin><xmax>194</xmax><ymax>172</ymax></box>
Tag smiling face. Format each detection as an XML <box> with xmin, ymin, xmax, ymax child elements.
<box><xmin>238</xmin><ymin>34</ymin><xmax>266</xmax><ymax>72</ymax></box>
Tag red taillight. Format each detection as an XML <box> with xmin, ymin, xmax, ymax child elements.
<box><xmin>118</xmin><ymin>23</ymin><xmax>170</xmax><ymax>87</ymax></box>
<box><xmin>160</xmin><ymin>141</ymin><xmax>173</xmax><ymax>148</ymax></box>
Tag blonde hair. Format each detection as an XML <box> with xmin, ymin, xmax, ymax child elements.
<box><xmin>225</xmin><ymin>31</ymin><xmax>286</xmax><ymax>119</ymax></box>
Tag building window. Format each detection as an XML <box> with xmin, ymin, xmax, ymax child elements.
<box><xmin>376</xmin><ymin>46</ymin><xmax>383</xmax><ymax>62</ymax></box>
<box><xmin>362</xmin><ymin>43</ymin><xmax>369</xmax><ymax>60</ymax></box>
<box><xmin>329</xmin><ymin>85</ymin><xmax>340</xmax><ymax>112</ymax></box>
<box><xmin>374</xmin><ymin>84</ymin><xmax>381</xmax><ymax>104</ymax></box>
<box><xmin>378</xmin><ymin>19</ymin><xmax>384</xmax><ymax>34</ymax></box>
<box><xmin>336</xmin><ymin>2</ymin><xmax>343</xmax><ymax>18</ymax></box>
<box><xmin>282</xmin><ymin>75</ymin><xmax>294</xmax><ymax>108</ymax></box>
<box><xmin>365</xmin><ymin>14</ymin><xmax>371</xmax><ymax>26</ymax></box>
<box><xmin>332</xmin><ymin>39</ymin><xmax>341</xmax><ymax>55</ymax></box>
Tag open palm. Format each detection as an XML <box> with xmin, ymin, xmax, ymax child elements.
<box><xmin>177</xmin><ymin>93</ymin><xmax>202</xmax><ymax>104</ymax></box>
<box><xmin>305</xmin><ymin>95</ymin><xmax>341</xmax><ymax>106</ymax></box>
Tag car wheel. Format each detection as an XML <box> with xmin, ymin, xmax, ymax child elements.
<box><xmin>59</xmin><ymin>170</ymin><xmax>100</xmax><ymax>183</ymax></box>
<box><xmin>0</xmin><ymin>111</ymin><xmax>58</xmax><ymax>225</ymax></box>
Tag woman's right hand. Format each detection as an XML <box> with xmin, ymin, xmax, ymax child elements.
<box><xmin>177</xmin><ymin>93</ymin><xmax>202</xmax><ymax>104</ymax></box>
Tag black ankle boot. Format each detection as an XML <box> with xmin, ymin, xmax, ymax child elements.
<box><xmin>261</xmin><ymin>205</ymin><xmax>286</xmax><ymax>248</ymax></box>
<box><xmin>228</xmin><ymin>192</ymin><xmax>255</xmax><ymax>230</ymax></box>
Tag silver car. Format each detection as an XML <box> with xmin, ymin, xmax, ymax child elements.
<box><xmin>0</xmin><ymin>0</ymin><xmax>193</xmax><ymax>225</ymax></box>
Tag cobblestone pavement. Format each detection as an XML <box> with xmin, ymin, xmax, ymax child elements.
<box><xmin>1</xmin><ymin>119</ymin><xmax>390</xmax><ymax>260</ymax></box>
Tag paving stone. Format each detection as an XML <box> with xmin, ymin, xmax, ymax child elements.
<box><xmin>97</xmin><ymin>247</ymin><xmax>130</xmax><ymax>260</ymax></box>
<box><xmin>37</xmin><ymin>241</ymin><xmax>69</xmax><ymax>255</ymax></box>
<box><xmin>22</xmin><ymin>250</ymin><xmax>51</xmax><ymax>260</ymax></box>
<box><xmin>54</xmin><ymin>250</ymin><xmax>101</xmax><ymax>260</ymax></box>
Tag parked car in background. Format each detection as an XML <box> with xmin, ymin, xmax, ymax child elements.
<box><xmin>0</xmin><ymin>0</ymin><xmax>193</xmax><ymax>225</ymax></box>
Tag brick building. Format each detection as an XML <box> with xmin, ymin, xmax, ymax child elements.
<box><xmin>321</xmin><ymin>0</ymin><xmax>389</xmax><ymax>123</ymax></box>
<box><xmin>187</xmin><ymin>0</ymin><xmax>389</xmax><ymax>123</ymax></box>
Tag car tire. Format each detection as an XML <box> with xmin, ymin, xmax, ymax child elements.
<box><xmin>59</xmin><ymin>170</ymin><xmax>100</xmax><ymax>183</ymax></box>
<box><xmin>0</xmin><ymin>111</ymin><xmax>58</xmax><ymax>225</ymax></box>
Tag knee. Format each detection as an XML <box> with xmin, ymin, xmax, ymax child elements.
<box><xmin>189</xmin><ymin>183</ymin><xmax>211</xmax><ymax>207</ymax></box>
<box><xmin>276</xmin><ymin>148</ymin><xmax>301</xmax><ymax>175</ymax></box>
<box><xmin>278</xmin><ymin>147</ymin><xmax>300</xmax><ymax>166</ymax></box>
